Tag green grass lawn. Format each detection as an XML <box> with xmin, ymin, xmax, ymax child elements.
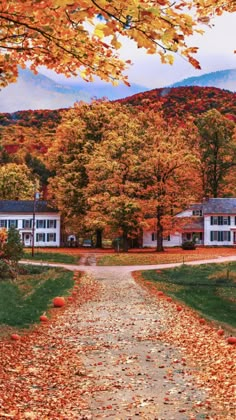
<box><xmin>141</xmin><ymin>262</ymin><xmax>236</xmax><ymax>328</ymax></box>
<box><xmin>23</xmin><ymin>250</ymin><xmax>80</xmax><ymax>264</ymax></box>
<box><xmin>0</xmin><ymin>265</ymin><xmax>74</xmax><ymax>329</ymax></box>
<box><xmin>96</xmin><ymin>250</ymin><xmax>229</xmax><ymax>266</ymax></box>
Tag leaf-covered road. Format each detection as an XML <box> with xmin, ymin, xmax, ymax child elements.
<box><xmin>0</xmin><ymin>262</ymin><xmax>235</xmax><ymax>419</ymax></box>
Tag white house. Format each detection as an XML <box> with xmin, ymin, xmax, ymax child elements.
<box><xmin>0</xmin><ymin>200</ymin><xmax>60</xmax><ymax>247</ymax></box>
<box><xmin>143</xmin><ymin>198</ymin><xmax>236</xmax><ymax>248</ymax></box>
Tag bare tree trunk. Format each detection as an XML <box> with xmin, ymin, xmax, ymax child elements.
<box><xmin>95</xmin><ymin>229</ymin><xmax>102</xmax><ymax>248</ymax></box>
<box><xmin>122</xmin><ymin>231</ymin><xmax>129</xmax><ymax>252</ymax></box>
<box><xmin>156</xmin><ymin>205</ymin><xmax>164</xmax><ymax>252</ymax></box>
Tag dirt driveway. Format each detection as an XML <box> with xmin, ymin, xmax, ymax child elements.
<box><xmin>47</xmin><ymin>258</ymin><xmax>235</xmax><ymax>419</ymax></box>
<box><xmin>68</xmin><ymin>267</ymin><xmax>210</xmax><ymax>419</ymax></box>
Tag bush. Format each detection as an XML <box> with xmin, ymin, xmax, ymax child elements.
<box><xmin>3</xmin><ymin>227</ymin><xmax>24</xmax><ymax>262</ymax></box>
<box><xmin>182</xmin><ymin>241</ymin><xmax>196</xmax><ymax>250</ymax></box>
<box><xmin>0</xmin><ymin>260</ymin><xmax>12</xmax><ymax>279</ymax></box>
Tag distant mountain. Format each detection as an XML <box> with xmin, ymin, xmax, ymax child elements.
<box><xmin>169</xmin><ymin>69</ymin><xmax>236</xmax><ymax>92</ymax></box>
<box><xmin>0</xmin><ymin>68</ymin><xmax>148</xmax><ymax>113</ymax></box>
<box><xmin>1</xmin><ymin>68</ymin><xmax>236</xmax><ymax>114</ymax></box>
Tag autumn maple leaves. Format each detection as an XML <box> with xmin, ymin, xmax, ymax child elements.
<box><xmin>0</xmin><ymin>1</ymin><xmax>235</xmax><ymax>88</ymax></box>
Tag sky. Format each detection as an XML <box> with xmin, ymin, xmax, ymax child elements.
<box><xmin>41</xmin><ymin>12</ymin><xmax>236</xmax><ymax>89</ymax></box>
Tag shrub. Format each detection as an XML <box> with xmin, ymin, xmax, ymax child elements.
<box><xmin>0</xmin><ymin>260</ymin><xmax>12</xmax><ymax>279</ymax></box>
<box><xmin>3</xmin><ymin>227</ymin><xmax>24</xmax><ymax>262</ymax></box>
<box><xmin>182</xmin><ymin>241</ymin><xmax>196</xmax><ymax>250</ymax></box>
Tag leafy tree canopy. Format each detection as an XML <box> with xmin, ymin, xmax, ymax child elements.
<box><xmin>0</xmin><ymin>1</ymin><xmax>235</xmax><ymax>87</ymax></box>
<box><xmin>0</xmin><ymin>163</ymin><xmax>38</xmax><ymax>199</ymax></box>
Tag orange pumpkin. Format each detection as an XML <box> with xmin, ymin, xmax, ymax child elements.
<box><xmin>227</xmin><ymin>336</ymin><xmax>236</xmax><ymax>345</ymax></box>
<box><xmin>217</xmin><ymin>329</ymin><xmax>224</xmax><ymax>336</ymax></box>
<box><xmin>176</xmin><ymin>306</ymin><xmax>182</xmax><ymax>311</ymax></box>
<box><xmin>53</xmin><ymin>296</ymin><xmax>65</xmax><ymax>307</ymax></box>
<box><xmin>11</xmin><ymin>333</ymin><xmax>21</xmax><ymax>341</ymax></box>
<box><xmin>166</xmin><ymin>297</ymin><xmax>172</xmax><ymax>302</ymax></box>
<box><xmin>39</xmin><ymin>315</ymin><xmax>48</xmax><ymax>322</ymax></box>
<box><xmin>199</xmin><ymin>318</ymin><xmax>206</xmax><ymax>324</ymax></box>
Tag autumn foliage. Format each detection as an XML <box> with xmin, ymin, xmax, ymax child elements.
<box><xmin>1</xmin><ymin>1</ymin><xmax>235</xmax><ymax>88</ymax></box>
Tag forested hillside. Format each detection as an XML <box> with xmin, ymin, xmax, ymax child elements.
<box><xmin>0</xmin><ymin>85</ymin><xmax>235</xmax><ymax>188</ymax></box>
<box><xmin>117</xmin><ymin>86</ymin><xmax>236</xmax><ymax>121</ymax></box>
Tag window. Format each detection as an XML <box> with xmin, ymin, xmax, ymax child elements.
<box><xmin>47</xmin><ymin>220</ymin><xmax>57</xmax><ymax>229</ymax></box>
<box><xmin>36</xmin><ymin>220</ymin><xmax>46</xmax><ymax>229</ymax></box>
<box><xmin>0</xmin><ymin>220</ymin><xmax>7</xmax><ymax>228</ymax></box>
<box><xmin>36</xmin><ymin>233</ymin><xmax>45</xmax><ymax>242</ymax></box>
<box><xmin>164</xmin><ymin>235</ymin><xmax>170</xmax><ymax>241</ymax></box>
<box><xmin>210</xmin><ymin>231</ymin><xmax>218</xmax><ymax>241</ymax></box>
<box><xmin>8</xmin><ymin>219</ymin><xmax>18</xmax><ymax>228</ymax></box>
<box><xmin>23</xmin><ymin>219</ymin><xmax>32</xmax><ymax>228</ymax></box>
<box><xmin>223</xmin><ymin>231</ymin><xmax>231</xmax><ymax>241</ymax></box>
<box><xmin>210</xmin><ymin>231</ymin><xmax>231</xmax><ymax>242</ymax></box>
<box><xmin>210</xmin><ymin>216</ymin><xmax>230</xmax><ymax>225</ymax></box>
<box><xmin>193</xmin><ymin>210</ymin><xmax>202</xmax><ymax>216</ymax></box>
<box><xmin>151</xmin><ymin>232</ymin><xmax>157</xmax><ymax>241</ymax></box>
<box><xmin>47</xmin><ymin>233</ymin><xmax>56</xmax><ymax>242</ymax></box>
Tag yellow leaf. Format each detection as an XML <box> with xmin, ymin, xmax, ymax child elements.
<box><xmin>94</xmin><ymin>23</ymin><xmax>106</xmax><ymax>39</ymax></box>
<box><xmin>111</xmin><ymin>37</ymin><xmax>122</xmax><ymax>49</ymax></box>
<box><xmin>165</xmin><ymin>54</ymin><xmax>174</xmax><ymax>65</ymax></box>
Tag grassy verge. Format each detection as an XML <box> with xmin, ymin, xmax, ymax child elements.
<box><xmin>140</xmin><ymin>262</ymin><xmax>236</xmax><ymax>328</ymax></box>
<box><xmin>97</xmin><ymin>250</ymin><xmax>221</xmax><ymax>266</ymax></box>
<box><xmin>0</xmin><ymin>265</ymin><xmax>74</xmax><ymax>329</ymax></box>
<box><xmin>23</xmin><ymin>250</ymin><xmax>80</xmax><ymax>264</ymax></box>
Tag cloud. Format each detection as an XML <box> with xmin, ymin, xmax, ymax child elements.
<box><xmin>117</xmin><ymin>12</ymin><xmax>236</xmax><ymax>88</ymax></box>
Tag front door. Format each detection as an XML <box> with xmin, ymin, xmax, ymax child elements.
<box><xmin>23</xmin><ymin>233</ymin><xmax>31</xmax><ymax>247</ymax></box>
<box><xmin>234</xmin><ymin>232</ymin><xmax>236</xmax><ymax>244</ymax></box>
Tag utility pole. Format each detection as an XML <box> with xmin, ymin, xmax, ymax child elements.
<box><xmin>32</xmin><ymin>191</ymin><xmax>40</xmax><ymax>257</ymax></box>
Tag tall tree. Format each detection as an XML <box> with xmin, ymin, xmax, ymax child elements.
<box><xmin>0</xmin><ymin>1</ymin><xmax>234</xmax><ymax>87</ymax></box>
<box><xmin>195</xmin><ymin>109</ymin><xmax>236</xmax><ymax>198</ymax></box>
<box><xmin>136</xmin><ymin>112</ymin><xmax>199</xmax><ymax>251</ymax></box>
<box><xmin>85</xmin><ymin>110</ymin><xmax>143</xmax><ymax>251</ymax></box>
<box><xmin>47</xmin><ymin>100</ymin><xmax>135</xmax><ymax>246</ymax></box>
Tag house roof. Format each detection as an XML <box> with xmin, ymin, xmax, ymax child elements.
<box><xmin>182</xmin><ymin>217</ymin><xmax>204</xmax><ymax>232</ymax></box>
<box><xmin>202</xmin><ymin>198</ymin><xmax>236</xmax><ymax>214</ymax></box>
<box><xmin>0</xmin><ymin>200</ymin><xmax>58</xmax><ymax>213</ymax></box>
